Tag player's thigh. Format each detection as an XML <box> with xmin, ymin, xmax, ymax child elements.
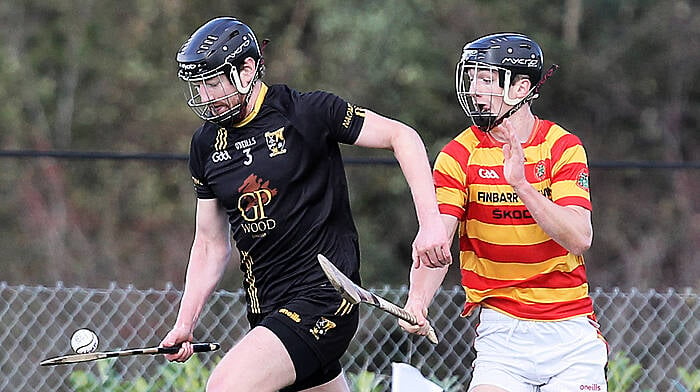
<box><xmin>540</xmin><ymin>363</ymin><xmax>607</xmax><ymax>392</ymax></box>
<box><xmin>298</xmin><ymin>371</ymin><xmax>350</xmax><ymax>392</ymax></box>
<box><xmin>207</xmin><ymin>326</ymin><xmax>295</xmax><ymax>392</ymax></box>
<box><xmin>540</xmin><ymin>338</ymin><xmax>608</xmax><ymax>392</ymax></box>
<box><xmin>271</xmin><ymin>286</ymin><xmax>359</xmax><ymax>391</ymax></box>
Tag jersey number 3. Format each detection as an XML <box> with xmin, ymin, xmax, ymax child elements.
<box><xmin>243</xmin><ymin>148</ymin><xmax>253</xmax><ymax>166</ymax></box>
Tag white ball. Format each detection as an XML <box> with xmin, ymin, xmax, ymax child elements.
<box><xmin>71</xmin><ymin>329</ymin><xmax>99</xmax><ymax>354</ymax></box>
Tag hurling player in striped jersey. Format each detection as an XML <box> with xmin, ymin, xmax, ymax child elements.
<box><xmin>160</xmin><ymin>17</ymin><xmax>450</xmax><ymax>392</ymax></box>
<box><xmin>401</xmin><ymin>33</ymin><xmax>608</xmax><ymax>391</ymax></box>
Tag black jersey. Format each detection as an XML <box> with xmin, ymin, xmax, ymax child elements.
<box><xmin>188</xmin><ymin>84</ymin><xmax>366</xmax><ymax>314</ymax></box>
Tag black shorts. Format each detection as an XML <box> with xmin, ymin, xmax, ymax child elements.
<box><xmin>247</xmin><ymin>284</ymin><xmax>359</xmax><ymax>391</ymax></box>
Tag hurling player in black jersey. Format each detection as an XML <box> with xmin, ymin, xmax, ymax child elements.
<box><xmin>160</xmin><ymin>17</ymin><xmax>451</xmax><ymax>392</ymax></box>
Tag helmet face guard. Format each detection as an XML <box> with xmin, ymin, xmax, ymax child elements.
<box><xmin>180</xmin><ymin>62</ymin><xmax>259</xmax><ymax>126</ymax></box>
<box><xmin>456</xmin><ymin>61</ymin><xmax>514</xmax><ymax>131</ymax></box>
<box><xmin>455</xmin><ymin>33</ymin><xmax>543</xmax><ymax>132</ymax></box>
<box><xmin>176</xmin><ymin>17</ymin><xmax>263</xmax><ymax>126</ymax></box>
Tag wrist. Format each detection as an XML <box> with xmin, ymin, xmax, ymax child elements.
<box><xmin>406</xmin><ymin>294</ymin><xmax>429</xmax><ymax>310</ymax></box>
<box><xmin>174</xmin><ymin>320</ymin><xmax>195</xmax><ymax>333</ymax></box>
<box><xmin>511</xmin><ymin>180</ymin><xmax>532</xmax><ymax>194</ymax></box>
<box><xmin>415</xmin><ymin>205</ymin><xmax>442</xmax><ymax>226</ymax></box>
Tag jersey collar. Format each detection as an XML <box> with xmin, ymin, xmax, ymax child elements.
<box><xmin>232</xmin><ymin>83</ymin><xmax>269</xmax><ymax>128</ymax></box>
<box><xmin>482</xmin><ymin>116</ymin><xmax>541</xmax><ymax>147</ymax></box>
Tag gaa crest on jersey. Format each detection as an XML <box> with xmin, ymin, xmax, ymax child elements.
<box><xmin>212</xmin><ymin>150</ymin><xmax>232</xmax><ymax>163</ymax></box>
<box><xmin>535</xmin><ymin>160</ymin><xmax>547</xmax><ymax>180</ymax></box>
<box><xmin>309</xmin><ymin>317</ymin><xmax>336</xmax><ymax>340</ymax></box>
<box><xmin>215</xmin><ymin>128</ymin><xmax>228</xmax><ymax>150</ymax></box>
<box><xmin>211</xmin><ymin>128</ymin><xmax>232</xmax><ymax>163</ymax></box>
<box><xmin>265</xmin><ymin>127</ymin><xmax>287</xmax><ymax>157</ymax></box>
<box><xmin>576</xmin><ymin>169</ymin><xmax>590</xmax><ymax>191</ymax></box>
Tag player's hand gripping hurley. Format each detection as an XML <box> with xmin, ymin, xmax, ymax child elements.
<box><xmin>317</xmin><ymin>254</ymin><xmax>438</xmax><ymax>344</ymax></box>
<box><xmin>40</xmin><ymin>342</ymin><xmax>220</xmax><ymax>366</ymax></box>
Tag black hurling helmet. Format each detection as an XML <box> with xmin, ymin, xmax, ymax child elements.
<box><xmin>177</xmin><ymin>17</ymin><xmax>264</xmax><ymax>126</ymax></box>
<box><xmin>455</xmin><ymin>33</ymin><xmax>543</xmax><ymax>131</ymax></box>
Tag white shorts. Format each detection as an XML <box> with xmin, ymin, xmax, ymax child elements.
<box><xmin>469</xmin><ymin>308</ymin><xmax>608</xmax><ymax>392</ymax></box>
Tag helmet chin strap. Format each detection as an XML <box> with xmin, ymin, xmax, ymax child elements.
<box><xmin>467</xmin><ymin>69</ymin><xmax>522</xmax><ymax>132</ymax></box>
<box><xmin>230</xmin><ymin>67</ymin><xmax>253</xmax><ymax>95</ymax></box>
<box><xmin>479</xmin><ymin>93</ymin><xmax>531</xmax><ymax>132</ymax></box>
<box><xmin>501</xmin><ymin>70</ymin><xmax>519</xmax><ymax>106</ymax></box>
<box><xmin>224</xmin><ymin>60</ymin><xmax>263</xmax><ymax>126</ymax></box>
<box><xmin>478</xmin><ymin>71</ymin><xmax>535</xmax><ymax>131</ymax></box>
<box><xmin>477</xmin><ymin>97</ymin><xmax>528</xmax><ymax>133</ymax></box>
<box><xmin>470</xmin><ymin>112</ymin><xmax>498</xmax><ymax>131</ymax></box>
<box><xmin>483</xmin><ymin>64</ymin><xmax>559</xmax><ymax>132</ymax></box>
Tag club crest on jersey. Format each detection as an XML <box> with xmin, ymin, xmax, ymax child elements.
<box><xmin>535</xmin><ymin>160</ymin><xmax>547</xmax><ymax>180</ymax></box>
<box><xmin>576</xmin><ymin>169</ymin><xmax>590</xmax><ymax>191</ymax></box>
<box><xmin>265</xmin><ymin>127</ymin><xmax>287</xmax><ymax>157</ymax></box>
<box><xmin>309</xmin><ymin>317</ymin><xmax>336</xmax><ymax>340</ymax></box>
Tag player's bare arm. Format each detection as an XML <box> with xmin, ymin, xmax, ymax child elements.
<box><xmin>162</xmin><ymin>198</ymin><xmax>233</xmax><ymax>362</ymax></box>
<box><xmin>400</xmin><ymin>266</ymin><xmax>448</xmax><ymax>337</ymax></box>
<box><xmin>353</xmin><ymin>110</ymin><xmax>452</xmax><ymax>267</ymax></box>
<box><xmin>501</xmin><ymin>119</ymin><xmax>593</xmax><ymax>255</ymax></box>
<box><xmin>400</xmin><ymin>215</ymin><xmax>457</xmax><ymax>336</ymax></box>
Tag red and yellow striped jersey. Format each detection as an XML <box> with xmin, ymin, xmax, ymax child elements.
<box><xmin>434</xmin><ymin>118</ymin><xmax>594</xmax><ymax>321</ymax></box>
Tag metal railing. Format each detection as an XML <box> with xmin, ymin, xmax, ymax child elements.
<box><xmin>1</xmin><ymin>283</ymin><xmax>697</xmax><ymax>391</ymax></box>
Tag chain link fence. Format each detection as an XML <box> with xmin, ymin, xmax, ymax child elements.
<box><xmin>1</xmin><ymin>282</ymin><xmax>697</xmax><ymax>391</ymax></box>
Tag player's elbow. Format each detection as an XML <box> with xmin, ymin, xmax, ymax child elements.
<box><xmin>568</xmin><ymin>233</ymin><xmax>592</xmax><ymax>256</ymax></box>
<box><xmin>569</xmin><ymin>243</ymin><xmax>590</xmax><ymax>256</ymax></box>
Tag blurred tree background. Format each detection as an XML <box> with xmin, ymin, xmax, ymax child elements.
<box><xmin>0</xmin><ymin>0</ymin><xmax>697</xmax><ymax>291</ymax></box>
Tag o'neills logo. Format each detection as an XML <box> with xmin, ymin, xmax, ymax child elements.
<box><xmin>278</xmin><ymin>308</ymin><xmax>301</xmax><ymax>323</ymax></box>
<box><xmin>579</xmin><ymin>384</ymin><xmax>602</xmax><ymax>391</ymax></box>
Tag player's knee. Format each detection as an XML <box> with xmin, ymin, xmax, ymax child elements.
<box><xmin>205</xmin><ymin>370</ymin><xmax>228</xmax><ymax>392</ymax></box>
<box><xmin>206</xmin><ymin>364</ymin><xmax>293</xmax><ymax>392</ymax></box>
<box><xmin>206</xmin><ymin>365</ymin><xmax>243</xmax><ymax>392</ymax></box>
